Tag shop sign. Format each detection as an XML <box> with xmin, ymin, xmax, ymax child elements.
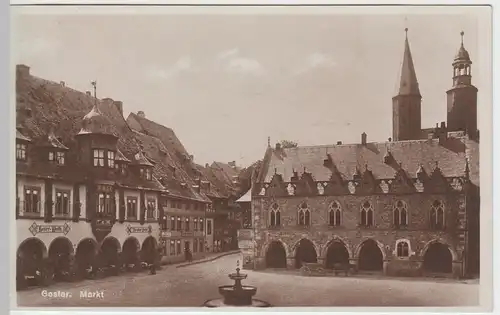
<box><xmin>29</xmin><ymin>222</ymin><xmax>71</xmax><ymax>236</ymax></box>
<box><xmin>126</xmin><ymin>224</ymin><xmax>152</xmax><ymax>235</ymax></box>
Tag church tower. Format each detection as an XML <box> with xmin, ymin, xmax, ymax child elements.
<box><xmin>446</xmin><ymin>31</ymin><xmax>478</xmax><ymax>137</ymax></box>
<box><xmin>392</xmin><ymin>28</ymin><xmax>422</xmax><ymax>141</ymax></box>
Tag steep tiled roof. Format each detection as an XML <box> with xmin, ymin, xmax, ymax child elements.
<box><xmin>16</xmin><ymin>129</ymin><xmax>31</xmax><ymax>142</ymax></box>
<box><xmin>16</xmin><ymin>65</ymin><xmax>163</xmax><ymax>191</ymax></box>
<box><xmin>127</xmin><ymin>113</ymin><xmax>188</xmax><ymax>156</ymax></box>
<box><xmin>132</xmin><ymin>130</ymin><xmax>214</xmax><ymax>201</ymax></box>
<box><xmin>258</xmin><ymin>137</ymin><xmax>478</xmax><ymax>187</ymax></box>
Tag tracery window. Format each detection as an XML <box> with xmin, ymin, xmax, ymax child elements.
<box><xmin>393</xmin><ymin>200</ymin><xmax>408</xmax><ymax>227</ymax></box>
<box><xmin>360</xmin><ymin>200</ymin><xmax>374</xmax><ymax>227</ymax></box>
<box><xmin>269</xmin><ymin>202</ymin><xmax>281</xmax><ymax>227</ymax></box>
<box><xmin>298</xmin><ymin>202</ymin><xmax>311</xmax><ymax>226</ymax></box>
<box><xmin>328</xmin><ymin>201</ymin><xmax>342</xmax><ymax>226</ymax></box>
<box><xmin>430</xmin><ymin>200</ymin><xmax>445</xmax><ymax>230</ymax></box>
<box><xmin>396</xmin><ymin>240</ymin><xmax>410</xmax><ymax>257</ymax></box>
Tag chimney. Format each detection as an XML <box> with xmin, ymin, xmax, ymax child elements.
<box><xmin>16</xmin><ymin>64</ymin><xmax>30</xmax><ymax>78</ymax></box>
<box><xmin>189</xmin><ymin>155</ymin><xmax>194</xmax><ymax>161</ymax></box>
<box><xmin>336</xmin><ymin>141</ymin><xmax>342</xmax><ymax>145</ymax></box>
<box><xmin>86</xmin><ymin>91</ymin><xmax>91</xmax><ymax>96</ymax></box>
<box><xmin>361</xmin><ymin>132</ymin><xmax>367</xmax><ymax>145</ymax></box>
<box><xmin>205</xmin><ymin>163</ymin><xmax>209</xmax><ymax>168</ymax></box>
<box><xmin>275</xmin><ymin>143</ymin><xmax>281</xmax><ymax>150</ymax></box>
<box><xmin>388</xmin><ymin>137</ymin><xmax>392</xmax><ymax>142</ymax></box>
<box><xmin>438</xmin><ymin>121</ymin><xmax>448</xmax><ymax>144</ymax></box>
<box><xmin>113</xmin><ymin>101</ymin><xmax>123</xmax><ymax>116</ymax></box>
<box><xmin>137</xmin><ymin>111</ymin><xmax>145</xmax><ymax>118</ymax></box>
<box><xmin>60</xmin><ymin>81</ymin><xmax>65</xmax><ymax>87</ymax></box>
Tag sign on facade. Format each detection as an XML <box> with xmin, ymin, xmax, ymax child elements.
<box><xmin>29</xmin><ymin>222</ymin><xmax>71</xmax><ymax>236</ymax></box>
<box><xmin>126</xmin><ymin>224</ymin><xmax>153</xmax><ymax>235</ymax></box>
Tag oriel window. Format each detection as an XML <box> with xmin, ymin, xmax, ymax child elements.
<box><xmin>93</xmin><ymin>149</ymin><xmax>105</xmax><ymax>167</ymax></box>
<box><xmin>55</xmin><ymin>190</ymin><xmax>70</xmax><ymax>215</ymax></box>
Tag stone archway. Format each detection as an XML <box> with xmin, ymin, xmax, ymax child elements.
<box><xmin>265</xmin><ymin>240</ymin><xmax>287</xmax><ymax>268</ymax></box>
<box><xmin>294</xmin><ymin>239</ymin><xmax>317</xmax><ymax>268</ymax></box>
<box><xmin>358</xmin><ymin>239</ymin><xmax>384</xmax><ymax>271</ymax></box>
<box><xmin>122</xmin><ymin>237</ymin><xmax>140</xmax><ymax>269</ymax></box>
<box><xmin>99</xmin><ymin>237</ymin><xmax>121</xmax><ymax>271</ymax></box>
<box><xmin>48</xmin><ymin>237</ymin><xmax>74</xmax><ymax>281</ymax></box>
<box><xmin>325</xmin><ymin>241</ymin><xmax>350</xmax><ymax>269</ymax></box>
<box><xmin>141</xmin><ymin>236</ymin><xmax>157</xmax><ymax>265</ymax></box>
<box><xmin>75</xmin><ymin>238</ymin><xmax>98</xmax><ymax>275</ymax></box>
<box><xmin>423</xmin><ymin>242</ymin><xmax>453</xmax><ymax>274</ymax></box>
<box><xmin>16</xmin><ymin>238</ymin><xmax>48</xmax><ymax>289</ymax></box>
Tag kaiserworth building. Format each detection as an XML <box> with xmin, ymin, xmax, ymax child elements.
<box><xmin>15</xmin><ymin>64</ymin><xmax>244</xmax><ymax>288</ymax></box>
<box><xmin>242</xmin><ymin>31</ymin><xmax>480</xmax><ymax>278</ymax></box>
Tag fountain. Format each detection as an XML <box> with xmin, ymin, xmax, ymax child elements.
<box><xmin>203</xmin><ymin>260</ymin><xmax>270</xmax><ymax>307</ymax></box>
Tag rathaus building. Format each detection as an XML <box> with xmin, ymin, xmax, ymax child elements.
<box><xmin>241</xmin><ymin>30</ymin><xmax>480</xmax><ymax>278</ymax></box>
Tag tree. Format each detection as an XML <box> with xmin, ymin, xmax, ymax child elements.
<box><xmin>280</xmin><ymin>140</ymin><xmax>298</xmax><ymax>148</ymax></box>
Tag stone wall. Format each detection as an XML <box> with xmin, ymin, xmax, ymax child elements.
<box><xmin>248</xmin><ymin>193</ymin><xmax>467</xmax><ymax>278</ymax></box>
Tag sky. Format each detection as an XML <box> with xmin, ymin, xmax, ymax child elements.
<box><xmin>11</xmin><ymin>6</ymin><xmax>491</xmax><ymax>168</ymax></box>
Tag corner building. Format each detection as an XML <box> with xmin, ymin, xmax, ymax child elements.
<box><xmin>244</xmin><ymin>31</ymin><xmax>480</xmax><ymax>279</ymax></box>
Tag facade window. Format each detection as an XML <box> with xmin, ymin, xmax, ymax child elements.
<box><xmin>193</xmin><ymin>239</ymin><xmax>198</xmax><ymax>253</ymax></box>
<box><xmin>93</xmin><ymin>149</ymin><xmax>105</xmax><ymax>167</ymax></box>
<box><xmin>396</xmin><ymin>241</ymin><xmax>410</xmax><ymax>257</ymax></box>
<box><xmin>145</xmin><ymin>168</ymin><xmax>152</xmax><ymax>180</ymax></box>
<box><xmin>393</xmin><ymin>200</ymin><xmax>408</xmax><ymax>227</ymax></box>
<box><xmin>177</xmin><ymin>217</ymin><xmax>182</xmax><ymax>231</ymax></box>
<box><xmin>48</xmin><ymin>151</ymin><xmax>55</xmax><ymax>162</ymax></box>
<box><xmin>194</xmin><ymin>218</ymin><xmax>198</xmax><ymax>231</ymax></box>
<box><xmin>269</xmin><ymin>202</ymin><xmax>281</xmax><ymax>227</ymax></box>
<box><xmin>360</xmin><ymin>201</ymin><xmax>374</xmax><ymax>227</ymax></box>
<box><xmin>430</xmin><ymin>200</ymin><xmax>445</xmax><ymax>230</ymax></box>
<box><xmin>120</xmin><ymin>164</ymin><xmax>127</xmax><ymax>175</ymax></box>
<box><xmin>170</xmin><ymin>240</ymin><xmax>175</xmax><ymax>256</ymax></box>
<box><xmin>146</xmin><ymin>198</ymin><xmax>156</xmax><ymax>219</ymax></box>
<box><xmin>126</xmin><ymin>197</ymin><xmax>137</xmax><ymax>220</ymax></box>
<box><xmin>328</xmin><ymin>201</ymin><xmax>342</xmax><ymax>226</ymax></box>
<box><xmin>185</xmin><ymin>218</ymin><xmax>190</xmax><ymax>231</ymax></box>
<box><xmin>200</xmin><ymin>218</ymin><xmax>204</xmax><ymax>232</ymax></box>
<box><xmin>297</xmin><ymin>202</ymin><xmax>310</xmax><ymax>226</ymax></box>
<box><xmin>56</xmin><ymin>151</ymin><xmax>65</xmax><ymax>165</ymax></box>
<box><xmin>170</xmin><ymin>216</ymin><xmax>176</xmax><ymax>230</ymax></box>
<box><xmin>98</xmin><ymin>192</ymin><xmax>112</xmax><ymax>214</ymax></box>
<box><xmin>16</xmin><ymin>143</ymin><xmax>26</xmax><ymax>161</ymax></box>
<box><xmin>24</xmin><ymin>187</ymin><xmax>41</xmax><ymax>213</ymax></box>
<box><xmin>176</xmin><ymin>240</ymin><xmax>181</xmax><ymax>255</ymax></box>
<box><xmin>55</xmin><ymin>190</ymin><xmax>70</xmax><ymax>216</ymax></box>
<box><xmin>207</xmin><ymin>219</ymin><xmax>211</xmax><ymax>235</ymax></box>
<box><xmin>107</xmin><ymin>151</ymin><xmax>115</xmax><ymax>168</ymax></box>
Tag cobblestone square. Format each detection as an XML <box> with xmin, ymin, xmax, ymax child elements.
<box><xmin>17</xmin><ymin>254</ymin><xmax>479</xmax><ymax>307</ymax></box>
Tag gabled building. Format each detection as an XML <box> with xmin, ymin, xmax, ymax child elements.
<box><xmin>15</xmin><ymin>67</ymin><xmax>169</xmax><ymax>287</ymax></box>
<box><xmin>242</xmin><ymin>31</ymin><xmax>480</xmax><ymax>279</ymax></box>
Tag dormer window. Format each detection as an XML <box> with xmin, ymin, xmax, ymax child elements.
<box><xmin>146</xmin><ymin>168</ymin><xmax>152</xmax><ymax>180</ymax></box>
<box><xmin>16</xmin><ymin>143</ymin><xmax>26</xmax><ymax>161</ymax></box>
<box><xmin>49</xmin><ymin>151</ymin><xmax>55</xmax><ymax>162</ymax></box>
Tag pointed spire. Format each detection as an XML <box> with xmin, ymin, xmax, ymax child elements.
<box><xmin>397</xmin><ymin>28</ymin><xmax>421</xmax><ymax>96</ymax></box>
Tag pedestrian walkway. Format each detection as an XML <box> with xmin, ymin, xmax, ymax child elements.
<box><xmin>176</xmin><ymin>250</ymin><xmax>241</xmax><ymax>268</ymax></box>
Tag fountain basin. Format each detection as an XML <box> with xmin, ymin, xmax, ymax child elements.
<box><xmin>203</xmin><ymin>298</ymin><xmax>271</xmax><ymax>307</ymax></box>
<box><xmin>218</xmin><ymin>284</ymin><xmax>256</xmax><ymax>306</ymax></box>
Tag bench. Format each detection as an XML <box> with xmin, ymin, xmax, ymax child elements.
<box><xmin>300</xmin><ymin>263</ymin><xmax>328</xmax><ymax>277</ymax></box>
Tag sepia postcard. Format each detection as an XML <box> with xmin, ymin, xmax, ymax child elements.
<box><xmin>10</xmin><ymin>4</ymin><xmax>493</xmax><ymax>311</ymax></box>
